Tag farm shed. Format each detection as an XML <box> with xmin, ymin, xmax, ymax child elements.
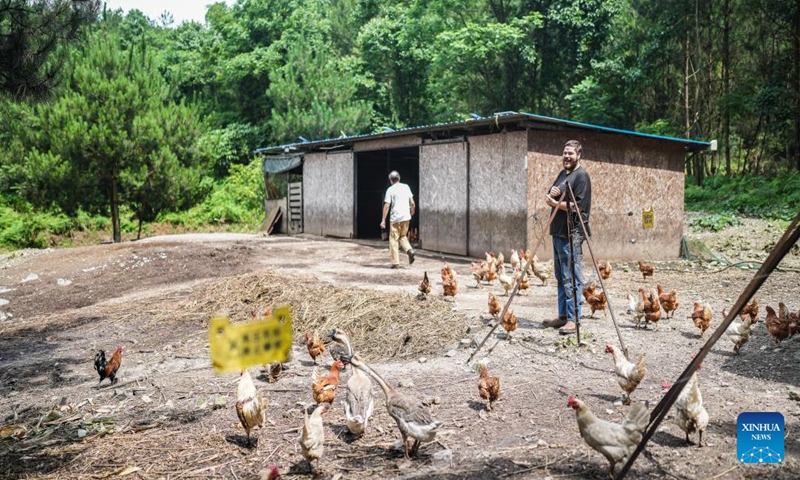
<box><xmin>256</xmin><ymin>112</ymin><xmax>710</xmax><ymax>260</ymax></box>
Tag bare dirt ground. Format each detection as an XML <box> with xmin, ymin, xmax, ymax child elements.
<box><xmin>1</xmin><ymin>215</ymin><xmax>799</xmax><ymax>480</ymax></box>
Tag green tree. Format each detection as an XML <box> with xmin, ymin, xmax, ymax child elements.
<box><xmin>266</xmin><ymin>36</ymin><xmax>373</xmax><ymax>142</ymax></box>
<box><xmin>14</xmin><ymin>29</ymin><xmax>212</xmax><ymax>241</ymax></box>
<box><xmin>0</xmin><ymin>0</ymin><xmax>99</xmax><ymax>99</ymax></box>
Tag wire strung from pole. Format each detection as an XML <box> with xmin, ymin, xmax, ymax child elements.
<box><xmin>565</xmin><ymin>182</ymin><xmax>628</xmax><ymax>359</ymax></box>
<box><xmin>466</xmin><ymin>189</ymin><xmax>566</xmax><ymax>365</ymax></box>
<box><xmin>615</xmin><ymin>210</ymin><xmax>800</xmax><ymax>480</ymax></box>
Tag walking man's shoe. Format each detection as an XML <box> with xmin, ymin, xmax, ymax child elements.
<box><xmin>408</xmin><ymin>250</ymin><xmax>416</xmax><ymax>265</ymax></box>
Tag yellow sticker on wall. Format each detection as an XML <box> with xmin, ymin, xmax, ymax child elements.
<box><xmin>642</xmin><ymin>207</ymin><xmax>655</xmax><ymax>229</ymax></box>
<box><xmin>209</xmin><ymin>305</ymin><xmax>294</xmax><ymax>373</ymax></box>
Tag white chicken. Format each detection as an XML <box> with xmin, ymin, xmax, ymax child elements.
<box><xmin>605</xmin><ymin>345</ymin><xmax>646</xmax><ymax>405</ymax></box>
<box><xmin>627</xmin><ymin>292</ymin><xmax>645</xmax><ymax>328</ymax></box>
<box><xmin>723</xmin><ymin>308</ymin><xmax>756</xmax><ymax>355</ymax></box>
<box><xmin>236</xmin><ymin>369</ymin><xmax>265</xmax><ymax>446</ymax></box>
<box><xmin>568</xmin><ymin>396</ymin><xmax>650</xmax><ymax>479</ymax></box>
<box><xmin>497</xmin><ymin>264</ymin><xmax>515</xmax><ymax>296</ymax></box>
<box><xmin>509</xmin><ymin>249</ymin><xmax>520</xmax><ymax>270</ymax></box>
<box><xmin>673</xmin><ymin>367</ymin><xmax>709</xmax><ymax>447</ymax></box>
<box><xmin>299</xmin><ymin>403</ymin><xmax>328</xmax><ymax>472</ymax></box>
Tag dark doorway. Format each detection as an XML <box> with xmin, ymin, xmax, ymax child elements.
<box><xmin>355</xmin><ymin>147</ymin><xmax>419</xmax><ymax>239</ymax></box>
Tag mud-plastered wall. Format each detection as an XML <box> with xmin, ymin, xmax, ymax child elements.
<box><xmin>419</xmin><ymin>141</ymin><xmax>468</xmax><ymax>255</ymax></box>
<box><xmin>303</xmin><ymin>151</ymin><xmax>354</xmax><ymax>238</ymax></box>
<box><xmin>527</xmin><ymin>132</ymin><xmax>685</xmax><ymax>261</ymax></box>
<box><xmin>468</xmin><ymin>131</ymin><xmax>528</xmax><ymax>258</ymax></box>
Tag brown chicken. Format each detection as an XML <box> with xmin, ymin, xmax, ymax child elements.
<box><xmin>637</xmin><ymin>260</ymin><xmax>654</xmax><ymax>280</ymax></box>
<box><xmin>640</xmin><ymin>287</ymin><xmax>662</xmax><ymax>329</ymax></box>
<box><xmin>691</xmin><ymin>302</ymin><xmax>713</xmax><ymax>338</ymax></box>
<box><xmin>739</xmin><ymin>298</ymin><xmax>759</xmax><ymax>323</ymax></box>
<box><xmin>418</xmin><ymin>271</ymin><xmax>431</xmax><ymax>295</ymax></box>
<box><xmin>568</xmin><ymin>396</ymin><xmax>650</xmax><ymax>479</ymax></box>
<box><xmin>765</xmin><ymin>305</ymin><xmax>791</xmax><ymax>345</ymax></box>
<box><xmin>311</xmin><ymin>360</ymin><xmax>344</xmax><ymax>405</ymax></box>
<box><xmin>586</xmin><ymin>290</ymin><xmax>608</xmax><ymax>318</ymax></box>
<box><xmin>470</xmin><ymin>261</ymin><xmax>487</xmax><ymax>288</ymax></box>
<box><xmin>299</xmin><ymin>403</ymin><xmax>328</xmax><ymax>473</ymax></box>
<box><xmin>236</xmin><ymin>369</ymin><xmax>266</xmax><ymax>446</ymax></box>
<box><xmin>305</xmin><ymin>332</ymin><xmax>325</xmax><ymax>364</ymax></box>
<box><xmin>94</xmin><ymin>346</ymin><xmax>122</xmax><ymax>385</ymax></box>
<box><xmin>441</xmin><ymin>263</ymin><xmax>458</xmax><ymax>297</ymax></box>
<box><xmin>597</xmin><ymin>260</ymin><xmax>612</xmax><ymax>280</ymax></box>
<box><xmin>485</xmin><ymin>260</ymin><xmax>499</xmax><ymax>285</ymax></box>
<box><xmin>502</xmin><ymin>310</ymin><xmax>517</xmax><ymax>334</ymax></box>
<box><xmin>606</xmin><ymin>345</ymin><xmax>646</xmax><ymax>405</ymax></box>
<box><xmin>657</xmin><ymin>283</ymin><xmax>680</xmax><ymax>318</ymax></box>
<box><xmin>516</xmin><ymin>267</ymin><xmax>531</xmax><ymax>295</ymax></box>
<box><xmin>765</xmin><ymin>305</ymin><xmax>793</xmax><ymax>346</ymax></box>
<box><xmin>488</xmin><ymin>292</ymin><xmax>501</xmax><ymax>317</ymax></box>
<box><xmin>478</xmin><ymin>364</ymin><xmax>500</xmax><ymax>411</ymax></box>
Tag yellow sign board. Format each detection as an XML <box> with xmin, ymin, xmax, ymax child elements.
<box><xmin>642</xmin><ymin>207</ymin><xmax>655</xmax><ymax>230</ymax></box>
<box><xmin>209</xmin><ymin>305</ymin><xmax>294</xmax><ymax>373</ymax></box>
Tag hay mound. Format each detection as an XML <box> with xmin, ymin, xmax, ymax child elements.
<box><xmin>178</xmin><ymin>271</ymin><xmax>469</xmax><ymax>361</ymax></box>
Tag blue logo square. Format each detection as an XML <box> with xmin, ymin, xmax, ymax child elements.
<box><xmin>737</xmin><ymin>412</ymin><xmax>784</xmax><ymax>464</ymax></box>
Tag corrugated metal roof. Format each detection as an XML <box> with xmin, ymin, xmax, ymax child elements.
<box><xmin>254</xmin><ymin>111</ymin><xmax>711</xmax><ymax>154</ymax></box>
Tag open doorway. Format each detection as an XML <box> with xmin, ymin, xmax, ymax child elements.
<box><xmin>355</xmin><ymin>147</ymin><xmax>419</xmax><ymax>239</ymax></box>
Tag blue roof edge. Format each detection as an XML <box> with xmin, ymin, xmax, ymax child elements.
<box><xmin>255</xmin><ymin>111</ymin><xmax>711</xmax><ymax>153</ymax></box>
<box><xmin>518</xmin><ymin>111</ymin><xmax>711</xmax><ymax>147</ymax></box>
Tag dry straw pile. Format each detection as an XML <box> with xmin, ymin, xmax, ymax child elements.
<box><xmin>178</xmin><ymin>271</ymin><xmax>469</xmax><ymax>360</ymax></box>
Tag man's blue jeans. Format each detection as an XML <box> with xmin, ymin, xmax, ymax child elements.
<box><xmin>553</xmin><ymin>234</ymin><xmax>584</xmax><ymax>322</ymax></box>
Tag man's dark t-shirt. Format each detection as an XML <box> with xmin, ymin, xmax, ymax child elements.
<box><xmin>549</xmin><ymin>166</ymin><xmax>591</xmax><ymax>239</ymax></box>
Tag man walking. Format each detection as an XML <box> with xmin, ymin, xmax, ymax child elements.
<box><xmin>380</xmin><ymin>171</ymin><xmax>416</xmax><ymax>268</ymax></box>
<box><xmin>541</xmin><ymin>140</ymin><xmax>592</xmax><ymax>334</ymax></box>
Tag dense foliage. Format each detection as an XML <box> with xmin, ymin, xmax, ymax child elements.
<box><xmin>1</xmin><ymin>0</ymin><xmax>798</xmax><ymax>249</ymax></box>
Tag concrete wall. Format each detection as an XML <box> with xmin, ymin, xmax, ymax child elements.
<box><xmin>527</xmin><ymin>131</ymin><xmax>685</xmax><ymax>261</ymax></box>
<box><xmin>419</xmin><ymin>141</ymin><xmax>468</xmax><ymax>255</ymax></box>
<box><xmin>303</xmin><ymin>151</ymin><xmax>354</xmax><ymax>238</ymax></box>
<box><xmin>468</xmin><ymin>131</ymin><xmax>528</xmax><ymax>257</ymax></box>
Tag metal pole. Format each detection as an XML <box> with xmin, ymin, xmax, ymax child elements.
<box><xmin>565</xmin><ymin>182</ymin><xmax>628</xmax><ymax>358</ymax></box>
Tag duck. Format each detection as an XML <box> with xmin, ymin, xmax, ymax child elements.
<box><xmin>340</xmin><ymin>351</ymin><xmax>442</xmax><ymax>458</ymax></box>
<box><xmin>328</xmin><ymin>328</ymin><xmax>374</xmax><ymax>436</ymax></box>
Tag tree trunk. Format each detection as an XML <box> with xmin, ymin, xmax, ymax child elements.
<box><xmin>723</xmin><ymin>0</ymin><xmax>731</xmax><ymax>175</ymax></box>
<box><xmin>684</xmin><ymin>23</ymin><xmax>691</xmax><ymax>139</ymax></box>
<box><xmin>794</xmin><ymin>2</ymin><xmax>800</xmax><ymax>170</ymax></box>
<box><xmin>111</xmin><ymin>163</ymin><xmax>121</xmax><ymax>243</ymax></box>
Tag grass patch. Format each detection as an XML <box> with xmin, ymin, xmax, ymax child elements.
<box><xmin>685</xmin><ymin>171</ymin><xmax>800</xmax><ymax>220</ymax></box>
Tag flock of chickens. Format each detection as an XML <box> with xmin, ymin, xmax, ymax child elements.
<box><xmin>409</xmin><ymin>252</ymin><xmax>798</xmax><ymax>477</ymax></box>
<box><xmin>86</xmin><ymin>252</ymin><xmax>799</xmax><ymax>479</ymax></box>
